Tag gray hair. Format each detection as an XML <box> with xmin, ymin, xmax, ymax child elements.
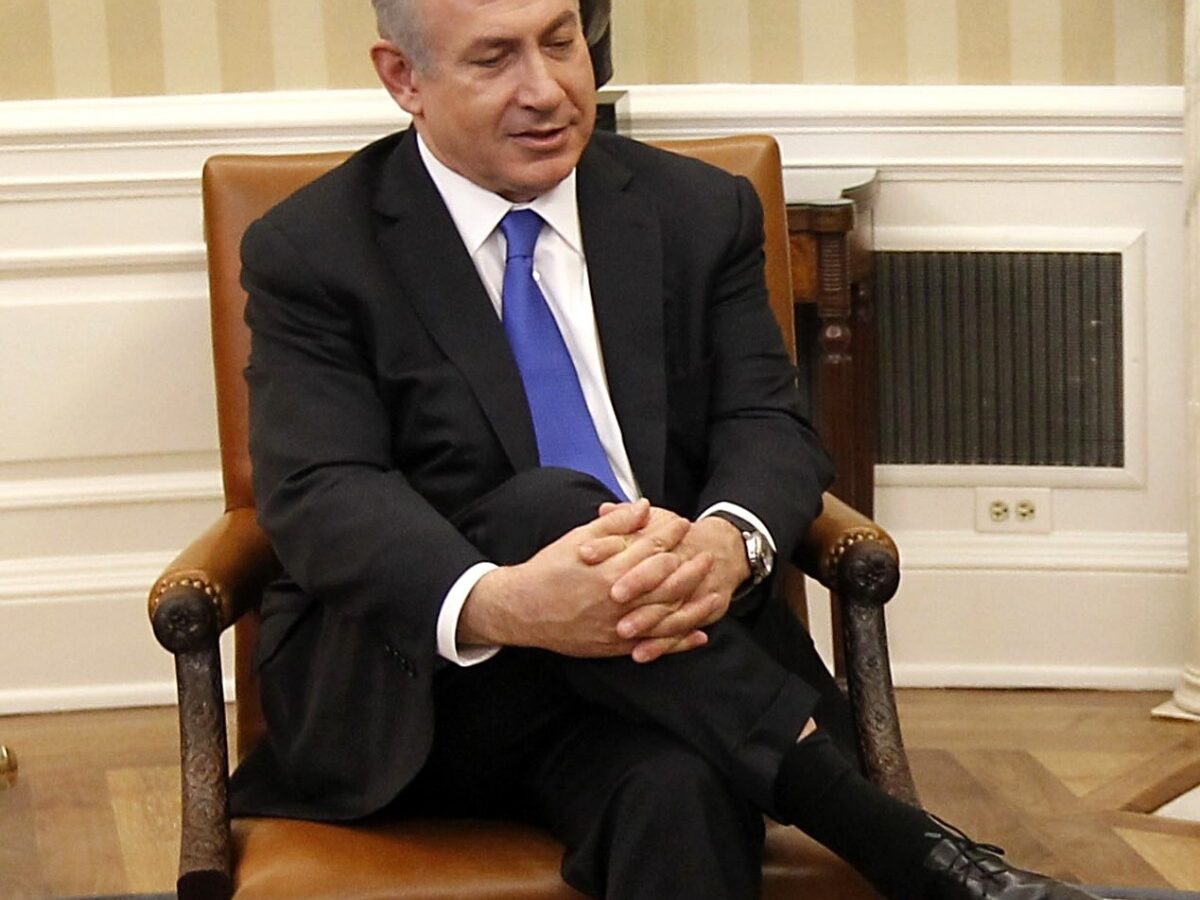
<box><xmin>372</xmin><ymin>0</ymin><xmax>586</xmax><ymax>74</ymax></box>
<box><xmin>371</xmin><ymin>0</ymin><xmax>434</xmax><ymax>72</ymax></box>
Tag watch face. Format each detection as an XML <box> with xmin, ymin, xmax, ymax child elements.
<box><xmin>758</xmin><ymin>534</ymin><xmax>774</xmax><ymax>572</ymax></box>
<box><xmin>748</xmin><ymin>531</ymin><xmax>773</xmax><ymax>582</ymax></box>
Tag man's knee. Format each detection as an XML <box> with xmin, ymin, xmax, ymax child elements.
<box><xmin>452</xmin><ymin>467</ymin><xmax>618</xmax><ymax>564</ymax></box>
<box><xmin>503</xmin><ymin>466</ymin><xmax>617</xmax><ymax>518</ymax></box>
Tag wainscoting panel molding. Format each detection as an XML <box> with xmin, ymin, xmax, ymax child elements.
<box><xmin>0</xmin><ymin>470</ymin><xmax>222</xmax><ymax>512</ymax></box>
<box><xmin>0</xmin><ymin>85</ymin><xmax>1185</xmax><ymax>712</ymax></box>
<box><xmin>0</xmin><ymin>552</ymin><xmax>234</xmax><ymax>713</ymax></box>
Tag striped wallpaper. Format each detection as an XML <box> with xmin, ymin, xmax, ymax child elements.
<box><xmin>0</xmin><ymin>0</ymin><xmax>1185</xmax><ymax>101</ymax></box>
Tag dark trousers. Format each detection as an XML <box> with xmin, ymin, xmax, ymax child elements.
<box><xmin>397</xmin><ymin>469</ymin><xmax>850</xmax><ymax>899</ymax></box>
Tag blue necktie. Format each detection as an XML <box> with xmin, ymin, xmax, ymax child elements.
<box><xmin>499</xmin><ymin>209</ymin><xmax>625</xmax><ymax>499</ymax></box>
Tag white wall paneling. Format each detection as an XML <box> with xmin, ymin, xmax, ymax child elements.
<box><xmin>0</xmin><ymin>85</ymin><xmax>1185</xmax><ymax>712</ymax></box>
<box><xmin>0</xmin><ymin>550</ymin><xmax>234</xmax><ymax>713</ymax></box>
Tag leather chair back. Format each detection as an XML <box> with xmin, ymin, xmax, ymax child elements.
<box><xmin>203</xmin><ymin>152</ymin><xmax>350</xmax><ymax>759</ymax></box>
<box><xmin>647</xmin><ymin>136</ymin><xmax>796</xmax><ymax>363</ymax></box>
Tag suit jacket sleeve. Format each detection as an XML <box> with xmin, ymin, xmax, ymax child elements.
<box><xmin>688</xmin><ymin>175</ymin><xmax>834</xmax><ymax>558</ymax></box>
<box><xmin>243</xmin><ymin>214</ymin><xmax>487</xmax><ymax>655</ymax></box>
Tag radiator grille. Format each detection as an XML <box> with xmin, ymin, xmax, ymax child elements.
<box><xmin>874</xmin><ymin>251</ymin><xmax>1124</xmax><ymax>467</ymax></box>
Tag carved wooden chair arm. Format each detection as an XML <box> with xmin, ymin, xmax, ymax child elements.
<box><xmin>149</xmin><ymin>507</ymin><xmax>276</xmax><ymax>649</ymax></box>
<box><xmin>796</xmin><ymin>492</ymin><xmax>900</xmax><ymax>606</ymax></box>
<box><xmin>149</xmin><ymin>507</ymin><xmax>274</xmax><ymax>900</ymax></box>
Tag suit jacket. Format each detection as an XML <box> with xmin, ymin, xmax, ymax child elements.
<box><xmin>230</xmin><ymin>128</ymin><xmax>833</xmax><ymax>819</ymax></box>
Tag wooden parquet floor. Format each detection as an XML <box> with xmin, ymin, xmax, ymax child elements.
<box><xmin>0</xmin><ymin>689</ymin><xmax>1197</xmax><ymax>897</ymax></box>
<box><xmin>899</xmin><ymin>690</ymin><xmax>1200</xmax><ymax>893</ymax></box>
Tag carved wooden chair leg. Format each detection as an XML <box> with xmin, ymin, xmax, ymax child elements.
<box><xmin>837</xmin><ymin>540</ymin><xmax>919</xmax><ymax>805</ymax></box>
<box><xmin>843</xmin><ymin>601</ymin><xmax>918</xmax><ymax>804</ymax></box>
<box><xmin>152</xmin><ymin>587</ymin><xmax>235</xmax><ymax>900</ymax></box>
<box><xmin>174</xmin><ymin>647</ymin><xmax>233</xmax><ymax>899</ymax></box>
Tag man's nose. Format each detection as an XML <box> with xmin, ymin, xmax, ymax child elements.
<box><xmin>517</xmin><ymin>53</ymin><xmax>568</xmax><ymax>109</ymax></box>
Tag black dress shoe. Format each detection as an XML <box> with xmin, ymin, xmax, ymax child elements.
<box><xmin>920</xmin><ymin>822</ymin><xmax>1100</xmax><ymax>899</ymax></box>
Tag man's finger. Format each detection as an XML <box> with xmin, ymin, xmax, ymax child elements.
<box><xmin>613</xmin><ymin>553</ymin><xmax>711</xmax><ymax>634</ymax></box>
<box><xmin>609</xmin><ymin>551</ymin><xmax>683</xmax><ymax>604</ymax></box>
<box><xmin>637</xmin><ymin>512</ymin><xmax>689</xmax><ymax>553</ymax></box>
<box><xmin>578</xmin><ymin>533</ymin><xmax>629</xmax><ymax>564</ymax></box>
<box><xmin>611</xmin><ymin>550</ymin><xmax>711</xmax><ymax>607</ymax></box>
<box><xmin>616</xmin><ymin>598</ymin><xmax>680</xmax><ymax>639</ymax></box>
<box><xmin>579</xmin><ymin>497</ymin><xmax>650</xmax><ymax>539</ymax></box>
<box><xmin>614</xmin><ymin>553</ymin><xmax>715</xmax><ymax>637</ymax></box>
<box><xmin>631</xmin><ymin>629</ymin><xmax>708</xmax><ymax>663</ymax></box>
<box><xmin>618</xmin><ymin>587</ymin><xmax>720</xmax><ymax>641</ymax></box>
<box><xmin>635</xmin><ymin>592</ymin><xmax>723</xmax><ymax>639</ymax></box>
<box><xmin>579</xmin><ymin>517</ymin><xmax>682</xmax><ymax>565</ymax></box>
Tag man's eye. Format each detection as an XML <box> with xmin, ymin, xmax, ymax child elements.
<box><xmin>546</xmin><ymin>36</ymin><xmax>575</xmax><ymax>53</ymax></box>
<box><xmin>473</xmin><ymin>54</ymin><xmax>506</xmax><ymax>68</ymax></box>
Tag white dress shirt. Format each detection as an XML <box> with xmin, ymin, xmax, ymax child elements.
<box><xmin>416</xmin><ymin>135</ymin><xmax>776</xmax><ymax>665</ymax></box>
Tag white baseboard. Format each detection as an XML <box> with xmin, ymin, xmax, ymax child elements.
<box><xmin>892</xmin><ymin>664</ymin><xmax>1182</xmax><ymax>690</ymax></box>
<box><xmin>0</xmin><ymin>552</ymin><xmax>235</xmax><ymax>716</ymax></box>
<box><xmin>0</xmin><ymin>678</ymin><xmax>234</xmax><ymax>715</ymax></box>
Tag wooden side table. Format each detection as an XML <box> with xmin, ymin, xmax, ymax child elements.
<box><xmin>788</xmin><ymin>171</ymin><xmax>879</xmax><ymax>679</ymax></box>
<box><xmin>0</xmin><ymin>744</ymin><xmax>15</xmax><ymax>788</ymax></box>
<box><xmin>595</xmin><ymin>87</ymin><xmax>627</xmax><ymax>134</ymax></box>
<box><xmin>787</xmin><ymin>170</ymin><xmax>879</xmax><ymax>519</ymax></box>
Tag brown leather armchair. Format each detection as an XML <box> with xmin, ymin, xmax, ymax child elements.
<box><xmin>149</xmin><ymin>134</ymin><xmax>914</xmax><ymax>899</ymax></box>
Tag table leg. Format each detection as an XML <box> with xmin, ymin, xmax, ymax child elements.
<box><xmin>0</xmin><ymin>745</ymin><xmax>16</xmax><ymax>788</ymax></box>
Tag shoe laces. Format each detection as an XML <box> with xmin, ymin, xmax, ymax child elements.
<box><xmin>925</xmin><ymin>814</ymin><xmax>1008</xmax><ymax>884</ymax></box>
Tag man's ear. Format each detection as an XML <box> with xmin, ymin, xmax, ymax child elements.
<box><xmin>371</xmin><ymin>40</ymin><xmax>423</xmax><ymax>116</ymax></box>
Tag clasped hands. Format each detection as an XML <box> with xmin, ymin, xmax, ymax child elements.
<box><xmin>460</xmin><ymin>498</ymin><xmax>750</xmax><ymax>663</ymax></box>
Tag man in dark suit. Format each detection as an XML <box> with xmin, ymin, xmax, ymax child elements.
<box><xmin>231</xmin><ymin>1</ymin><xmax>1100</xmax><ymax>898</ymax></box>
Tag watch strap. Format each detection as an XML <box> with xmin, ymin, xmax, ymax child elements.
<box><xmin>706</xmin><ymin>510</ymin><xmax>774</xmax><ymax>598</ymax></box>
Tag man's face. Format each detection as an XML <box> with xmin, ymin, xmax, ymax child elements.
<box><xmin>376</xmin><ymin>0</ymin><xmax>596</xmax><ymax>202</ymax></box>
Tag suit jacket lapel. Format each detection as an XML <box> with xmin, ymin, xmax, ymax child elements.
<box><xmin>577</xmin><ymin>142</ymin><xmax>667</xmax><ymax>503</ymax></box>
<box><xmin>373</xmin><ymin>132</ymin><xmax>539</xmax><ymax>473</ymax></box>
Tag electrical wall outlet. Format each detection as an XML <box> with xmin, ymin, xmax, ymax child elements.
<box><xmin>974</xmin><ymin>487</ymin><xmax>1052</xmax><ymax>533</ymax></box>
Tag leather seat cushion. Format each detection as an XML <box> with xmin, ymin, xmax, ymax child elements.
<box><xmin>232</xmin><ymin>817</ymin><xmax>878</xmax><ymax>899</ymax></box>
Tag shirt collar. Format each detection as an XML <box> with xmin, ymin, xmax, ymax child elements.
<box><xmin>416</xmin><ymin>131</ymin><xmax>582</xmax><ymax>256</ymax></box>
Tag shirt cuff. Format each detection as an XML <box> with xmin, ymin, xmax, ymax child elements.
<box><xmin>697</xmin><ymin>501</ymin><xmax>777</xmax><ymax>553</ymax></box>
<box><xmin>436</xmin><ymin>561</ymin><xmax>502</xmax><ymax>667</ymax></box>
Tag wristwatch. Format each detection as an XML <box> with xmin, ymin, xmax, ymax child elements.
<box><xmin>709</xmin><ymin>511</ymin><xmax>775</xmax><ymax>595</ymax></box>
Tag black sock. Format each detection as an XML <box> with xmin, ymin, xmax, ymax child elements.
<box><xmin>773</xmin><ymin>731</ymin><xmax>942</xmax><ymax>897</ymax></box>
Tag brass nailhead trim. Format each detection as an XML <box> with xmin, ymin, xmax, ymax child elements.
<box><xmin>152</xmin><ymin>577</ymin><xmax>226</xmax><ymax>613</ymax></box>
<box><xmin>824</xmin><ymin>528</ymin><xmax>886</xmax><ymax>579</ymax></box>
